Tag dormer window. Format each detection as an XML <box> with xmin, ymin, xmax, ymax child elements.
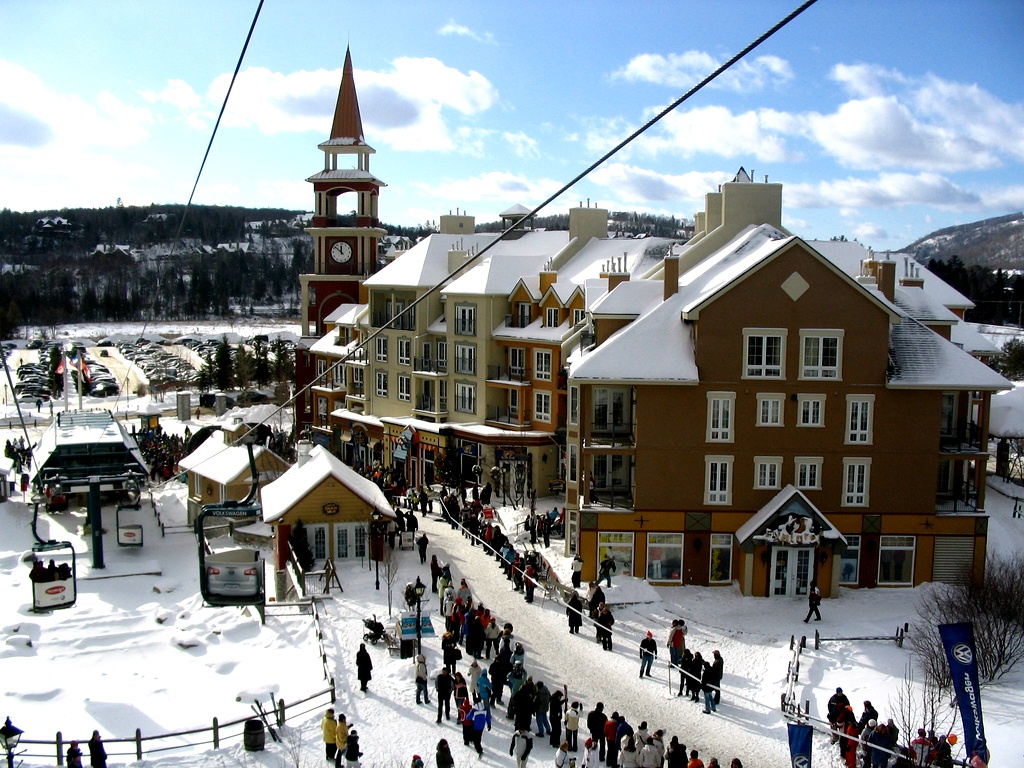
<box><xmin>546</xmin><ymin>307</ymin><xmax>560</xmax><ymax>327</ymax></box>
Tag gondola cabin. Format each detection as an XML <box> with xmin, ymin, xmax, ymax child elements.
<box><xmin>30</xmin><ymin>542</ymin><xmax>77</xmax><ymax>611</ymax></box>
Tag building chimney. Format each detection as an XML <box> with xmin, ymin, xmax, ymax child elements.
<box><xmin>539</xmin><ymin>270</ymin><xmax>557</xmax><ymax>295</ymax></box>
<box><xmin>875</xmin><ymin>259</ymin><xmax>896</xmax><ymax>302</ymax></box>
<box><xmin>296</xmin><ymin>439</ymin><xmax>313</xmax><ymax>467</ymax></box>
<box><xmin>663</xmin><ymin>254</ymin><xmax>680</xmax><ymax>300</ymax></box>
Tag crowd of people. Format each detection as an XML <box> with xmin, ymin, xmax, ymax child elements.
<box><xmin>135</xmin><ymin>425</ymin><xmax>187</xmax><ymax>481</ymax></box>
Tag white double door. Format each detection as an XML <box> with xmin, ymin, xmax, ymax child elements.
<box><xmin>306</xmin><ymin>523</ymin><xmax>368</xmax><ymax>567</ymax></box>
<box><xmin>771</xmin><ymin>546</ymin><xmax>812</xmax><ymax>597</ymax></box>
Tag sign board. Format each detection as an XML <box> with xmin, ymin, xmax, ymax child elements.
<box><xmin>399</xmin><ymin>611</ymin><xmax>436</xmax><ymax>639</ymax></box>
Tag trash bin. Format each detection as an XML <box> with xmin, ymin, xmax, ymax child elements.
<box><xmin>244</xmin><ymin>718</ymin><xmax>265</xmax><ymax>751</ymax></box>
<box><xmin>400</xmin><ymin>638</ymin><xmax>415</xmax><ymax>659</ymax></box>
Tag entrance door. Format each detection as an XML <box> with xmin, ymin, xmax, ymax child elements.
<box><xmin>771</xmin><ymin>547</ymin><xmax>812</xmax><ymax>597</ymax></box>
<box><xmin>307</xmin><ymin>523</ymin><xmax>329</xmax><ymax>568</ymax></box>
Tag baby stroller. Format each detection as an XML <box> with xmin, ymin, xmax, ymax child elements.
<box><xmin>363</xmin><ymin>615</ymin><xmax>386</xmax><ymax>645</ymax></box>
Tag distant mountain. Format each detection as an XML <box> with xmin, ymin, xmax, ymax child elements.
<box><xmin>902</xmin><ymin>212</ymin><xmax>1024</xmax><ymax>269</ymax></box>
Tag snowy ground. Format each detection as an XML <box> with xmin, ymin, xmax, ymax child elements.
<box><xmin>2</xmin><ymin>414</ymin><xmax>1023</xmax><ymax>767</ymax></box>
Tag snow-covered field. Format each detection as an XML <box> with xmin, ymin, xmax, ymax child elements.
<box><xmin>1</xmin><ymin>333</ymin><xmax>1022</xmax><ymax>767</ymax></box>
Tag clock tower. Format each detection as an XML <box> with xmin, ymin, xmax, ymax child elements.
<box><xmin>301</xmin><ymin>47</ymin><xmax>387</xmax><ymax>336</ymax></box>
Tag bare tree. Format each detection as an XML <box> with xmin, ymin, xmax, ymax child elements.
<box><xmin>382</xmin><ymin>539</ymin><xmax>400</xmax><ymax>618</ymax></box>
<box><xmin>889</xmin><ymin>660</ymin><xmax>958</xmax><ymax>751</ymax></box>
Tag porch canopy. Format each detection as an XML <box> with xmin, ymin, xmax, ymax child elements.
<box><xmin>735</xmin><ymin>485</ymin><xmax>848</xmax><ymax>553</ymax></box>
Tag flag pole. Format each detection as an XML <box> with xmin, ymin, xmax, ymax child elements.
<box><xmin>63</xmin><ymin>346</ymin><xmax>70</xmax><ymax>412</ymax></box>
<box><xmin>77</xmin><ymin>350</ymin><xmax>84</xmax><ymax>411</ymax></box>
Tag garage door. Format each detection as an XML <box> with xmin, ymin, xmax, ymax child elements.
<box><xmin>932</xmin><ymin>537</ymin><xmax>974</xmax><ymax>583</ymax></box>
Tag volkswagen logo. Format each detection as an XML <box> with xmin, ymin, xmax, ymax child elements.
<box><xmin>793</xmin><ymin>755</ymin><xmax>810</xmax><ymax>768</ymax></box>
<box><xmin>952</xmin><ymin>643</ymin><xmax>973</xmax><ymax>665</ymax></box>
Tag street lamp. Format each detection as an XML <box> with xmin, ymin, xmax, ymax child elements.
<box><xmin>413</xmin><ymin>576</ymin><xmax>426</xmax><ymax>655</ymax></box>
<box><xmin>371</xmin><ymin>510</ymin><xmax>383</xmax><ymax>590</ymax></box>
<box><xmin>0</xmin><ymin>717</ymin><xmax>23</xmax><ymax>768</ymax></box>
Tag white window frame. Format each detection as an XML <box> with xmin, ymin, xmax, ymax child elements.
<box><xmin>706</xmin><ymin>392</ymin><xmax>736</xmax><ymax>442</ymax></box>
<box><xmin>794</xmin><ymin>457</ymin><xmax>823</xmax><ymax>490</ymax></box>
<box><xmin>509</xmin><ymin>347</ymin><xmax>526</xmax><ymax>378</ymax></box>
<box><xmin>846</xmin><ymin>394</ymin><xmax>874</xmax><ymax>445</ymax></box>
<box><xmin>839</xmin><ymin>534</ymin><xmax>861</xmax><ymax>585</ymax></box>
<box><xmin>508</xmin><ymin>388</ymin><xmax>520</xmax><ymax>417</ymax></box>
<box><xmin>569</xmin><ymin>385</ymin><xmax>579</xmax><ymax>426</ymax></box>
<box><xmin>797</xmin><ymin>394</ymin><xmax>825</xmax><ymax>427</ymax></box>
<box><xmin>799</xmin><ymin>330</ymin><xmax>843</xmax><ymax>380</ymax></box>
<box><xmin>398</xmin><ymin>374</ymin><xmax>411</xmax><ymax>402</ymax></box>
<box><xmin>842</xmin><ymin>457</ymin><xmax>871</xmax><ymax>507</ymax></box>
<box><xmin>705</xmin><ymin>456</ymin><xmax>733</xmax><ymax>505</ymax></box>
<box><xmin>568</xmin><ymin>442</ymin><xmax>578</xmax><ymax>483</ymax></box>
<box><xmin>878</xmin><ymin>535</ymin><xmax>915</xmax><ymax>586</ymax></box>
<box><xmin>743</xmin><ymin>328</ymin><xmax>786</xmax><ymax>379</ymax></box>
<box><xmin>375</xmin><ymin>370</ymin><xmax>388</xmax><ymax>397</ymax></box>
<box><xmin>437</xmin><ymin>341</ymin><xmax>448</xmax><ymax>370</ymax></box>
<box><xmin>756</xmin><ymin>393</ymin><xmax>785</xmax><ymax>427</ymax></box>
<box><xmin>455</xmin><ymin>304</ymin><xmax>476</xmax><ymax>336</ymax></box>
<box><xmin>455</xmin><ymin>382</ymin><xmax>476</xmax><ymax>414</ymax></box>
<box><xmin>398</xmin><ymin>338</ymin><xmax>411</xmax><ymax>366</ymax></box>
<box><xmin>375</xmin><ymin>336</ymin><xmax>388</xmax><ymax>363</ymax></box>
<box><xmin>534</xmin><ymin>391</ymin><xmax>552</xmax><ymax>423</ymax></box>
<box><xmin>535</xmin><ymin>349</ymin><xmax>553</xmax><ymax>381</ymax></box>
<box><xmin>709</xmin><ymin>533</ymin><xmax>733</xmax><ymax>583</ymax></box>
<box><xmin>573</xmin><ymin>308</ymin><xmax>586</xmax><ymax>326</ymax></box>
<box><xmin>546</xmin><ymin>307</ymin><xmax>560</xmax><ymax>327</ymax></box>
<box><xmin>455</xmin><ymin>343</ymin><xmax>476</xmax><ymax>375</ymax></box>
<box><xmin>754</xmin><ymin>456</ymin><xmax>782</xmax><ymax>490</ymax></box>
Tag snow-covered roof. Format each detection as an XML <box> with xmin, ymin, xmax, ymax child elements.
<box><xmin>304</xmin><ymin>169</ymin><xmax>383</xmax><ymax>184</ymax></box>
<box><xmin>178</xmin><ymin>430</ymin><xmax>278</xmax><ymax>486</ymax></box>
<box><xmin>33</xmin><ymin>411</ymin><xmax>148</xmax><ymax>484</ymax></box>
<box><xmin>491</xmin><ymin>317</ymin><xmax>569</xmax><ymax>343</ymax></box>
<box><xmin>892</xmin><ymin>286</ymin><xmax>959</xmax><ymax>325</ymax></box>
<box><xmin>556</xmin><ymin>236</ymin><xmax>677</xmax><ymax>286</ymax></box>
<box><xmin>363</xmin><ymin>234</ymin><xmax>499</xmax><ymax>289</ymax></box>
<box><xmin>590</xmin><ymin>280</ymin><xmax>664</xmax><ymax>318</ymax></box>
<box><xmin>501</xmin><ymin>203</ymin><xmax>533</xmax><ymax>217</ymax></box>
<box><xmin>887</xmin><ymin>318</ymin><xmax>1011</xmax><ymax>390</ymax></box>
<box><xmin>261</xmin><ymin>445</ymin><xmax>393</xmax><ymax>523</ymax></box>
<box><xmin>951</xmin><ymin>322</ymin><xmax>1002</xmax><ymax>356</ymax></box>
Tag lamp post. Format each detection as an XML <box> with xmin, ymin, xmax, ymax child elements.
<box><xmin>413</xmin><ymin>575</ymin><xmax>426</xmax><ymax>655</ymax></box>
<box><xmin>0</xmin><ymin>717</ymin><xmax>23</xmax><ymax>768</ymax></box>
<box><xmin>371</xmin><ymin>510</ymin><xmax>383</xmax><ymax>590</ymax></box>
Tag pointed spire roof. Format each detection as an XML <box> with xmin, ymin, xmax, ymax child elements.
<box><xmin>330</xmin><ymin>47</ymin><xmax>365</xmax><ymax>143</ymax></box>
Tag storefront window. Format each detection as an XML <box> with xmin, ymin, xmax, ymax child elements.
<box><xmin>646</xmin><ymin>533</ymin><xmax>683</xmax><ymax>582</ymax></box>
<box><xmin>878</xmin><ymin>535</ymin><xmax>915</xmax><ymax>585</ymax></box>
<box><xmin>709</xmin><ymin>533</ymin><xmax>733</xmax><ymax>583</ymax></box>
<box><xmin>597</xmin><ymin>532</ymin><xmax>633</xmax><ymax>577</ymax></box>
<box><xmin>840</xmin><ymin>534</ymin><xmax>861</xmax><ymax>584</ymax></box>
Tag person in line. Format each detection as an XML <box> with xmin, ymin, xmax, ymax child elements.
<box><xmin>510</xmin><ymin>729</ymin><xmax>534</xmax><ymax>768</ymax></box>
<box><xmin>639</xmin><ymin>632</ymin><xmax>658</xmax><ymax>677</ymax></box>
<box><xmin>88</xmin><ymin>730</ymin><xmax>107</xmax><ymax>768</ymax></box>
<box><xmin>686</xmin><ymin>749</ymin><xmax>705</xmax><ymax>768</ymax></box>
<box><xmin>334</xmin><ymin>714</ymin><xmax>350</xmax><ymax>768</ymax></box>
<box><xmin>435</xmin><ymin>666</ymin><xmax>454</xmax><ymax>722</ymax></box>
<box><xmin>436</xmin><ymin>740</ymin><xmax>455</xmax><ymax>768</ymax></box>
<box><xmin>803</xmin><ymin>580</ymin><xmax>822</xmax><ymax>623</ymax></box>
<box><xmin>567</xmin><ymin>591</ymin><xmax>584</xmax><ymax>635</ymax></box>
<box><xmin>415</xmin><ymin>654</ymin><xmax>431</xmax><ymax>705</ymax></box>
<box><xmin>471</xmin><ymin>699</ymin><xmax>491</xmax><ymax>755</ymax></box>
<box><xmin>565</xmin><ymin>701</ymin><xmax>581</xmax><ymax>752</ymax></box>
<box><xmin>322</xmin><ymin>708</ymin><xmax>338</xmax><ymax>762</ymax></box>
<box><xmin>586</xmin><ymin>702</ymin><xmax>607</xmax><ymax>762</ymax></box>
<box><xmin>417</xmin><ymin>532</ymin><xmax>429</xmax><ymax>564</ymax></box>
<box><xmin>356</xmin><ymin>643</ymin><xmax>373</xmax><ymax>692</ymax></box>
<box><xmin>571</xmin><ymin>554</ymin><xmax>584</xmax><ymax>589</ymax></box>
<box><xmin>584</xmin><ymin>738</ymin><xmax>600</xmax><ymax>768</ymax></box>
<box><xmin>345</xmin><ymin>728</ymin><xmax>362</xmax><ymax>768</ymax></box>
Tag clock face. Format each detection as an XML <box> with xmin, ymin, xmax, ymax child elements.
<box><xmin>331</xmin><ymin>241</ymin><xmax>353</xmax><ymax>263</ymax></box>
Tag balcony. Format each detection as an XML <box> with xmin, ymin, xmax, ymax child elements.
<box><xmin>588</xmin><ymin>420</ymin><xmax>636</xmax><ymax>448</ymax></box>
<box><xmin>414</xmin><ymin>357</ymin><xmax>447</xmax><ymax>374</ymax></box>
<box><xmin>939</xmin><ymin>420</ymin><xmax>985</xmax><ymax>454</ymax></box>
<box><xmin>936</xmin><ymin>479</ymin><xmax>980</xmax><ymax>514</ymax></box>
<box><xmin>585</xmin><ymin>483</ymin><xmax>634</xmax><ymax>510</ymax></box>
<box><xmin>414</xmin><ymin>396</ymin><xmax>448</xmax><ymax>415</ymax></box>
<box><xmin>372</xmin><ymin>311</ymin><xmax>416</xmax><ymax>331</ymax></box>
<box><xmin>487</xmin><ymin>364</ymin><xmax>531</xmax><ymax>384</ymax></box>
<box><xmin>486</xmin><ymin>406</ymin><xmax>532</xmax><ymax>428</ymax></box>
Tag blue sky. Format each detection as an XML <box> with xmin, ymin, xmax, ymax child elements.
<box><xmin>1</xmin><ymin>0</ymin><xmax>1022</xmax><ymax>249</ymax></box>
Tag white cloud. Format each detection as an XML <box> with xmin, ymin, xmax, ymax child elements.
<box><xmin>637</xmin><ymin>106</ymin><xmax>798</xmax><ymax>163</ymax></box>
<box><xmin>615</xmin><ymin>52</ymin><xmax>793</xmax><ymax>93</ymax></box>
<box><xmin>413</xmin><ymin>171</ymin><xmax>562</xmax><ymax>202</ymax></box>
<box><xmin>830</xmin><ymin>63</ymin><xmax>907</xmax><ymax>98</ymax></box>
<box><xmin>503</xmin><ymin>131</ymin><xmax>540</xmax><ymax>159</ymax></box>
<box><xmin>913</xmin><ymin>75</ymin><xmax>1024</xmax><ymax>162</ymax></box>
<box><xmin>438</xmin><ymin>20</ymin><xmax>496</xmax><ymax>45</ymax></box>
<box><xmin>786</xmin><ymin>172</ymin><xmax>981</xmax><ymax>211</ymax></box>
<box><xmin>978</xmin><ymin>184</ymin><xmax>1024</xmax><ymax>211</ymax></box>
<box><xmin>589</xmin><ymin>163</ymin><xmax>727</xmax><ymax>203</ymax></box>
<box><xmin>852</xmin><ymin>221</ymin><xmax>889</xmax><ymax>242</ymax></box>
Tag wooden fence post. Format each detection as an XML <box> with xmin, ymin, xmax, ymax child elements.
<box><xmin>278</xmin><ymin>698</ymin><xmax>286</xmax><ymax>726</ymax></box>
<box><xmin>213</xmin><ymin>717</ymin><xmax>219</xmax><ymax>750</ymax></box>
<box><xmin>135</xmin><ymin>728</ymin><xmax>143</xmax><ymax>761</ymax></box>
<box><xmin>56</xmin><ymin>731</ymin><xmax>64</xmax><ymax>766</ymax></box>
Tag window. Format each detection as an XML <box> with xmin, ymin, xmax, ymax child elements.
<box><xmin>573</xmin><ymin>308</ymin><xmax>586</xmax><ymax>326</ymax></box>
<box><xmin>375</xmin><ymin>336</ymin><xmax>388</xmax><ymax>362</ymax></box>
<box><xmin>707</xmin><ymin>392</ymin><xmax>735</xmax><ymax>442</ymax></box>
<box><xmin>437</xmin><ymin>341</ymin><xmax>448</xmax><ymax>371</ymax></box>
<box><xmin>439</xmin><ymin>380</ymin><xmax>448</xmax><ymax>411</ymax></box>
<box><xmin>800</xmin><ymin>331</ymin><xmax>842</xmax><ymax>379</ymax></box>
<box><xmin>878</xmin><ymin>535</ymin><xmax>915</xmax><ymax>585</ymax></box>
<box><xmin>508</xmin><ymin>389</ymin><xmax>520</xmax><ymax>417</ymax></box>
<box><xmin>455</xmin><ymin>344</ymin><xmax>476</xmax><ymax>375</ymax></box>
<box><xmin>940</xmin><ymin>393</ymin><xmax>957</xmax><ymax>436</ymax></box>
<box><xmin>597</xmin><ymin>532</ymin><xmax>634</xmax><ymax>577</ymax></box>
<box><xmin>375</xmin><ymin>370</ymin><xmax>388</xmax><ymax>397</ymax></box>
<box><xmin>756</xmin><ymin>393</ymin><xmax>785</xmax><ymax>426</ymax></box>
<box><xmin>509</xmin><ymin>347</ymin><xmax>526</xmax><ymax>378</ymax></box>
<box><xmin>535</xmin><ymin>391</ymin><xmax>551</xmax><ymax>423</ymax></box>
<box><xmin>351</xmin><ymin>367</ymin><xmax>364</xmax><ymax>393</ymax></box>
<box><xmin>797</xmin><ymin>395</ymin><xmax>825</xmax><ymax>427</ymax></box>
<box><xmin>846</xmin><ymin>395</ymin><xmax>874</xmax><ymax>444</ymax></box>
<box><xmin>647</xmin><ymin>533</ymin><xmax>683</xmax><ymax>582</ymax></box>
<box><xmin>546</xmin><ymin>307</ymin><xmax>560</xmax><ymax>327</ymax></box>
<box><xmin>795</xmin><ymin>457</ymin><xmax>822</xmax><ymax>490</ymax></box>
<box><xmin>705</xmin><ymin>456</ymin><xmax>733</xmax><ymax>504</ymax></box>
<box><xmin>593</xmin><ymin>387</ymin><xmax>629</xmax><ymax>430</ymax></box>
<box><xmin>455</xmin><ymin>383</ymin><xmax>476</xmax><ymax>414</ymax></box>
<box><xmin>317</xmin><ymin>358</ymin><xmax>327</xmax><ymax>380</ymax></box>
<box><xmin>754</xmin><ymin>457</ymin><xmax>782</xmax><ymax>489</ymax></box>
<box><xmin>516</xmin><ymin>302</ymin><xmax>531</xmax><ymax>328</ymax></box>
<box><xmin>568</xmin><ymin>443</ymin><xmax>578</xmax><ymax>482</ymax></box>
<box><xmin>709</xmin><ymin>533</ymin><xmax>733</xmax><ymax>583</ymax></box>
<box><xmin>398</xmin><ymin>374</ymin><xmax>411</xmax><ymax>401</ymax></box>
<box><xmin>569</xmin><ymin>386</ymin><xmax>579</xmax><ymax>425</ymax></box>
<box><xmin>398</xmin><ymin>338</ymin><xmax>411</xmax><ymax>366</ymax></box>
<box><xmin>744</xmin><ymin>330</ymin><xmax>786</xmax><ymax>378</ymax></box>
<box><xmin>535</xmin><ymin>350</ymin><xmax>552</xmax><ymax>381</ymax></box>
<box><xmin>455</xmin><ymin>305</ymin><xmax>476</xmax><ymax>335</ymax></box>
<box><xmin>840</xmin><ymin>534</ymin><xmax>861</xmax><ymax>584</ymax></box>
<box><xmin>842</xmin><ymin>458</ymin><xmax>871</xmax><ymax>506</ymax></box>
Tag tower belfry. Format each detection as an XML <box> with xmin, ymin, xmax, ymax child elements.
<box><xmin>300</xmin><ymin>47</ymin><xmax>387</xmax><ymax>336</ymax></box>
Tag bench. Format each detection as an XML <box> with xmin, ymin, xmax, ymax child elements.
<box><xmin>384</xmin><ymin>630</ymin><xmax>400</xmax><ymax>656</ymax></box>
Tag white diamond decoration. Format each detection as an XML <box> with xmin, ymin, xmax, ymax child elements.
<box><xmin>781</xmin><ymin>272</ymin><xmax>809</xmax><ymax>301</ymax></box>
